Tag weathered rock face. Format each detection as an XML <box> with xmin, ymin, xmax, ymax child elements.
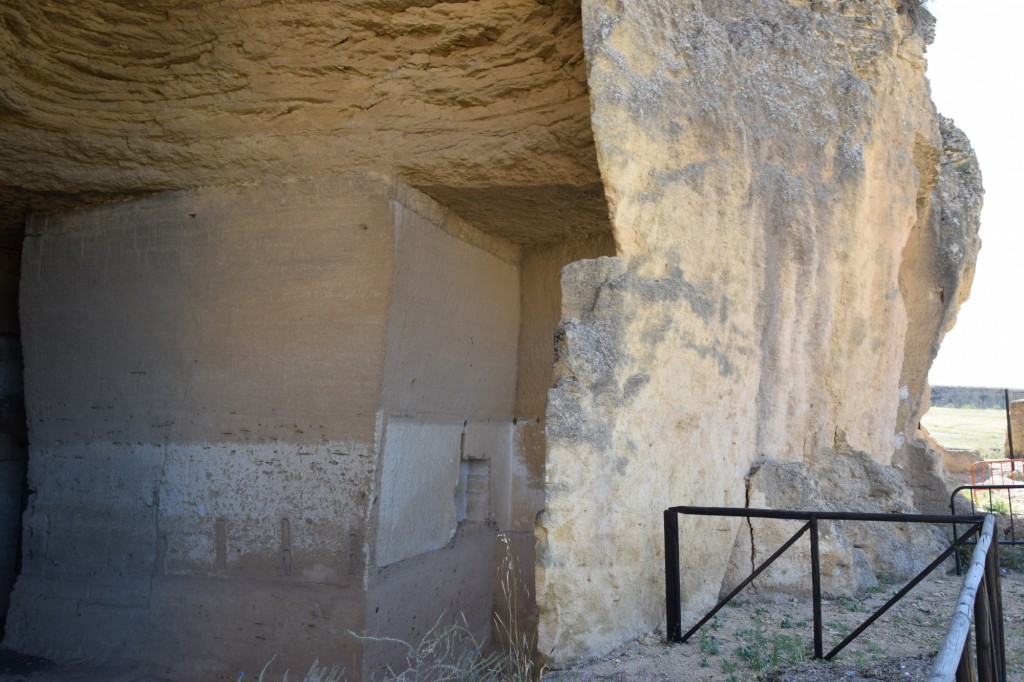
<box><xmin>895</xmin><ymin>115</ymin><xmax>983</xmax><ymax>513</ymax></box>
<box><xmin>0</xmin><ymin>0</ymin><xmax>983</xmax><ymax>676</ymax></box>
<box><xmin>723</xmin><ymin>445</ymin><xmax>946</xmax><ymax>598</ymax></box>
<box><xmin>537</xmin><ymin>0</ymin><xmax>981</xmax><ymax>664</ymax></box>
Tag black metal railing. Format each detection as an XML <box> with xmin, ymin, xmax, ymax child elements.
<box><xmin>930</xmin><ymin>514</ymin><xmax>1005</xmax><ymax>682</ymax></box>
<box><xmin>951</xmin><ymin>485</ymin><xmax>1024</xmax><ymax>564</ymax></box>
<box><xmin>664</xmin><ymin>507</ymin><xmax>992</xmax><ymax>665</ymax></box>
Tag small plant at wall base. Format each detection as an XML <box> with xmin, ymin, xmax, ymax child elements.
<box><xmin>238</xmin><ymin>533</ymin><xmax>540</xmax><ymax>682</ymax></box>
<box><xmin>729</xmin><ymin>611</ymin><xmax>808</xmax><ymax>676</ymax></box>
<box><xmin>237</xmin><ymin>656</ymin><xmax>344</xmax><ymax>682</ymax></box>
<box><xmin>491</xmin><ymin>533</ymin><xmax>542</xmax><ymax>681</ymax></box>
<box><xmin>698</xmin><ymin>628</ymin><xmax>720</xmax><ymax>656</ymax></box>
<box><xmin>357</xmin><ymin>615</ymin><xmax>516</xmax><ymax>681</ymax></box>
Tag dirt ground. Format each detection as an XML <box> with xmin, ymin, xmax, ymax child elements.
<box><xmin>1</xmin><ymin>546</ymin><xmax>1021</xmax><ymax>681</ymax></box>
<box><xmin>543</xmin><ymin>560</ymin><xmax>1024</xmax><ymax>682</ymax></box>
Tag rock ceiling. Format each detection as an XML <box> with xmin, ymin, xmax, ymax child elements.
<box><xmin>0</xmin><ymin>0</ymin><xmax>610</xmax><ymax>243</ymax></box>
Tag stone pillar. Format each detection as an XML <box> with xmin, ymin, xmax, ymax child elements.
<box><xmin>1005</xmin><ymin>399</ymin><xmax>1024</xmax><ymax>457</ymax></box>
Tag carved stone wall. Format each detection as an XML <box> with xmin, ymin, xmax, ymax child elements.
<box><xmin>0</xmin><ymin>0</ymin><xmax>983</xmax><ymax>675</ymax></box>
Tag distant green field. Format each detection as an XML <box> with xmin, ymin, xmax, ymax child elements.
<box><xmin>920</xmin><ymin>406</ymin><xmax>1008</xmax><ymax>459</ymax></box>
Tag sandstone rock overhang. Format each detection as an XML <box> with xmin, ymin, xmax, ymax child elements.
<box><xmin>0</xmin><ymin>0</ymin><xmax>610</xmax><ymax>242</ymax></box>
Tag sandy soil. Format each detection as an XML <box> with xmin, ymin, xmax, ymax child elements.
<box><xmin>543</xmin><ymin>564</ymin><xmax>1024</xmax><ymax>682</ymax></box>
<box><xmin>2</xmin><ymin>547</ymin><xmax>1022</xmax><ymax>681</ymax></box>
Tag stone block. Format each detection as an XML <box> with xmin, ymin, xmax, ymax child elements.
<box><xmin>381</xmin><ymin>202</ymin><xmax>519</xmax><ymax>421</ymax></box>
<box><xmin>375</xmin><ymin>418</ymin><xmax>463</xmax><ymax>567</ymax></box>
<box><xmin>5</xmin><ymin>590</ymin><xmax>149</xmax><ymax>662</ymax></box>
<box><xmin>10</xmin><ymin>179</ymin><xmax>390</xmax><ymax>673</ymax></box>
<box><xmin>143</xmin><ymin>575</ymin><xmax>364</xmax><ymax>680</ymax></box>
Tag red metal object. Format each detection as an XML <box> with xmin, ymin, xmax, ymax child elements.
<box><xmin>971</xmin><ymin>459</ymin><xmax>1024</xmax><ymax>490</ymax></box>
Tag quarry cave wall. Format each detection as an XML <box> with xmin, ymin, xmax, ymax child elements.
<box><xmin>5</xmin><ymin>171</ymin><xmax>616</xmax><ymax>677</ymax></box>
<box><xmin>0</xmin><ymin>0</ymin><xmax>985</xmax><ymax>677</ymax></box>
<box><xmin>11</xmin><ymin>177</ymin><xmax>392</xmax><ymax>676</ymax></box>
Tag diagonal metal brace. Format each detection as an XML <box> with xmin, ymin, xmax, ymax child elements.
<box><xmin>825</xmin><ymin>525</ymin><xmax>982</xmax><ymax>660</ymax></box>
<box><xmin>678</xmin><ymin>520</ymin><xmax>811</xmax><ymax>644</ymax></box>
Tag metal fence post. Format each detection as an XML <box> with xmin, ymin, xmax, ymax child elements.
<box><xmin>1005</xmin><ymin>389</ymin><xmax>1015</xmax><ymax>467</ymax></box>
<box><xmin>975</xmin><ymin>573</ymin><xmax>993</xmax><ymax>682</ymax></box>
<box><xmin>985</xmin><ymin>526</ymin><xmax>1005</xmax><ymax>682</ymax></box>
<box><xmin>810</xmin><ymin>515</ymin><xmax>823</xmax><ymax>660</ymax></box>
<box><xmin>664</xmin><ymin>509</ymin><xmax>681</xmax><ymax>642</ymax></box>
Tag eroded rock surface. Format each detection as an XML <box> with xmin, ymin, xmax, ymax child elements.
<box><xmin>724</xmin><ymin>445</ymin><xmax>946</xmax><ymax>598</ymax></box>
<box><xmin>537</xmin><ymin>0</ymin><xmax>981</xmax><ymax>665</ymax></box>
<box><xmin>0</xmin><ymin>0</ymin><xmax>984</xmax><ymax>676</ymax></box>
<box><xmin>893</xmin><ymin>115</ymin><xmax>983</xmax><ymax>513</ymax></box>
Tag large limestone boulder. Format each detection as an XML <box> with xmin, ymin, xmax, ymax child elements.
<box><xmin>722</xmin><ymin>440</ymin><xmax>951</xmax><ymax>599</ymax></box>
<box><xmin>918</xmin><ymin>426</ymin><xmax>978</xmax><ymax>476</ymax></box>
<box><xmin>722</xmin><ymin>460</ymin><xmax>874</xmax><ymax>599</ymax></box>
<box><xmin>726</xmin><ymin>444</ymin><xmax>947</xmax><ymax>595</ymax></box>
<box><xmin>537</xmin><ymin>0</ymin><xmax>981</xmax><ymax>665</ymax></box>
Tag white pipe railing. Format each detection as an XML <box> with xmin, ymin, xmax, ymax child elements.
<box><xmin>930</xmin><ymin>514</ymin><xmax>1002</xmax><ymax>682</ymax></box>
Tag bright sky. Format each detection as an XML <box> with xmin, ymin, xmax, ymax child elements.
<box><xmin>924</xmin><ymin>0</ymin><xmax>1024</xmax><ymax>389</ymax></box>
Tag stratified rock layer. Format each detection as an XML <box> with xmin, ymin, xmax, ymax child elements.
<box><xmin>537</xmin><ymin>0</ymin><xmax>981</xmax><ymax>664</ymax></box>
